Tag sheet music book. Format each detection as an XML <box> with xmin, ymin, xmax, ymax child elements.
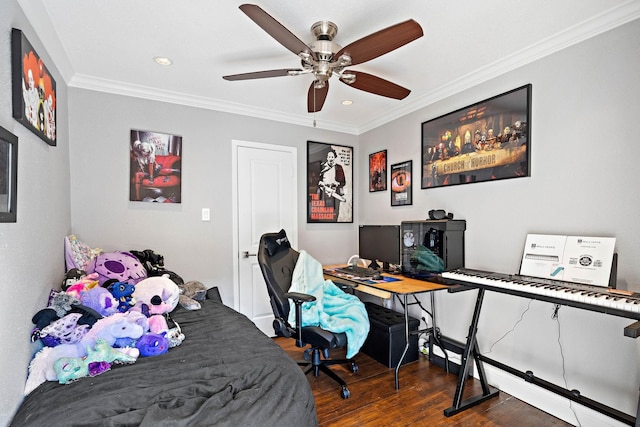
<box><xmin>519</xmin><ymin>234</ymin><xmax>616</xmax><ymax>287</ymax></box>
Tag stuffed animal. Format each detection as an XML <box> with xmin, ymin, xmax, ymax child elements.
<box><xmin>61</xmin><ymin>268</ymin><xmax>86</xmax><ymax>291</ymax></box>
<box><xmin>81</xmin><ymin>286</ymin><xmax>119</xmax><ymax>317</ymax></box>
<box><xmin>85</xmin><ymin>251</ymin><xmax>147</xmax><ymax>286</ymax></box>
<box><xmin>49</xmin><ymin>292</ymin><xmax>80</xmax><ymax>317</ymax></box>
<box><xmin>177</xmin><ymin>280</ymin><xmax>208</xmax><ymax>310</ymax></box>
<box><xmin>130</xmin><ymin>249</ymin><xmax>184</xmax><ymax>285</ymax></box>
<box><xmin>135</xmin><ymin>332</ymin><xmax>170</xmax><ymax>357</ymax></box>
<box><xmin>24</xmin><ymin>312</ymin><xmax>146</xmax><ymax>394</ymax></box>
<box><xmin>105</xmin><ymin>280</ymin><xmax>136</xmax><ymax>312</ymax></box>
<box><xmin>132</xmin><ymin>275</ymin><xmax>180</xmax><ymax>334</ymax></box>
<box><xmin>54</xmin><ymin>338</ymin><xmax>138</xmax><ymax>384</ymax></box>
<box><xmin>31</xmin><ymin>303</ymin><xmax>103</xmax><ymax>346</ymax></box>
<box><xmin>65</xmin><ymin>272</ymin><xmax>100</xmax><ymax>299</ymax></box>
<box><xmin>38</xmin><ymin>313</ymin><xmax>90</xmax><ymax>346</ymax></box>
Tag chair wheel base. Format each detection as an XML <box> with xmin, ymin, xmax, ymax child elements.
<box><xmin>340</xmin><ymin>386</ymin><xmax>350</xmax><ymax>399</ymax></box>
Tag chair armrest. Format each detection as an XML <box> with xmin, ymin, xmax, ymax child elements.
<box><xmin>284</xmin><ymin>292</ymin><xmax>315</xmax><ymax>347</ymax></box>
<box><xmin>285</xmin><ymin>292</ymin><xmax>316</xmax><ymax>303</ymax></box>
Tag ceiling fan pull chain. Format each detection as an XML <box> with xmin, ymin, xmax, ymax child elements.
<box><xmin>313</xmin><ymin>82</ymin><xmax>317</xmax><ymax>127</ymax></box>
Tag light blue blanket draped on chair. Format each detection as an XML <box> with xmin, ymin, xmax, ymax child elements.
<box><xmin>288</xmin><ymin>250</ymin><xmax>369</xmax><ymax>359</ymax></box>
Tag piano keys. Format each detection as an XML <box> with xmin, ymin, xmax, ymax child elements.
<box><xmin>441</xmin><ymin>268</ymin><xmax>640</xmax><ymax>320</ymax></box>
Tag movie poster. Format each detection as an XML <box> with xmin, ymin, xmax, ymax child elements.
<box><xmin>391</xmin><ymin>160</ymin><xmax>412</xmax><ymax>206</ymax></box>
<box><xmin>130</xmin><ymin>129</ymin><xmax>182</xmax><ymax>203</ymax></box>
<box><xmin>307</xmin><ymin>141</ymin><xmax>353</xmax><ymax>223</ymax></box>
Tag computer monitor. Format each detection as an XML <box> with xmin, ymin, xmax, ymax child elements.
<box><xmin>358</xmin><ymin>225</ymin><xmax>401</xmax><ymax>271</ymax></box>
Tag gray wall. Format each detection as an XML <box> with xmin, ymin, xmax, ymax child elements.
<box><xmin>358</xmin><ymin>19</ymin><xmax>640</xmax><ymax>425</ymax></box>
<box><xmin>67</xmin><ymin>89</ymin><xmax>359</xmax><ymax>305</ymax></box>
<box><xmin>0</xmin><ymin>2</ymin><xmax>71</xmax><ymax>424</ymax></box>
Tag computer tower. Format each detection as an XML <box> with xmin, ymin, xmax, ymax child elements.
<box><xmin>400</xmin><ymin>219</ymin><xmax>466</xmax><ymax>278</ymax></box>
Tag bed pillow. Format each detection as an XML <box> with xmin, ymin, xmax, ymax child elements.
<box><xmin>264</xmin><ymin>229</ymin><xmax>291</xmax><ymax>256</ymax></box>
<box><xmin>64</xmin><ymin>235</ymin><xmax>103</xmax><ymax>271</ymax></box>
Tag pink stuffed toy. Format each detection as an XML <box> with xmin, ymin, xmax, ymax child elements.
<box><xmin>65</xmin><ymin>272</ymin><xmax>100</xmax><ymax>299</ymax></box>
<box><xmin>132</xmin><ymin>275</ymin><xmax>180</xmax><ymax>334</ymax></box>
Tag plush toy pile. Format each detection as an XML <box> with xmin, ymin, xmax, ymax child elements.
<box><xmin>24</xmin><ymin>239</ymin><xmax>207</xmax><ymax>395</ymax></box>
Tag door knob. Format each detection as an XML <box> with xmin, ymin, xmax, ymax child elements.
<box><xmin>242</xmin><ymin>251</ymin><xmax>257</xmax><ymax>258</ymax></box>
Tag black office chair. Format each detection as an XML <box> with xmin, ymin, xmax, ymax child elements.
<box><xmin>257</xmin><ymin>229</ymin><xmax>358</xmax><ymax>399</ymax></box>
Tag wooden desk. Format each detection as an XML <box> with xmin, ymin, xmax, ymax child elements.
<box><xmin>323</xmin><ymin>266</ymin><xmax>449</xmax><ymax>389</ymax></box>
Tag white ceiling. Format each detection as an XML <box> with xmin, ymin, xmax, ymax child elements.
<box><xmin>18</xmin><ymin>0</ymin><xmax>640</xmax><ymax>134</ymax></box>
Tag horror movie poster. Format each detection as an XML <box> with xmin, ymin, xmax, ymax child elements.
<box><xmin>307</xmin><ymin>141</ymin><xmax>353</xmax><ymax>223</ymax></box>
<box><xmin>421</xmin><ymin>84</ymin><xmax>531</xmax><ymax>189</ymax></box>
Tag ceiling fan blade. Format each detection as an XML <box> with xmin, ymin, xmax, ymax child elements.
<box><xmin>336</xmin><ymin>19</ymin><xmax>423</xmax><ymax>66</ymax></box>
<box><xmin>239</xmin><ymin>4</ymin><xmax>315</xmax><ymax>59</ymax></box>
<box><xmin>223</xmin><ymin>69</ymin><xmax>302</xmax><ymax>81</ymax></box>
<box><xmin>340</xmin><ymin>71</ymin><xmax>410</xmax><ymax>99</ymax></box>
<box><xmin>308</xmin><ymin>80</ymin><xmax>329</xmax><ymax>113</ymax></box>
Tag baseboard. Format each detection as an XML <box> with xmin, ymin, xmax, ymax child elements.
<box><xmin>477</xmin><ymin>364</ymin><xmax>631</xmax><ymax>427</ymax></box>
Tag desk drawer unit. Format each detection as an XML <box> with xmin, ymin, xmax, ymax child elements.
<box><xmin>362</xmin><ymin>302</ymin><xmax>419</xmax><ymax>368</ymax></box>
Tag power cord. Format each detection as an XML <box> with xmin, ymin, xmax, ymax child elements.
<box><xmin>483</xmin><ymin>299</ymin><xmax>532</xmax><ymax>355</ymax></box>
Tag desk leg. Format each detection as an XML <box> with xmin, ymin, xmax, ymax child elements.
<box><xmin>444</xmin><ymin>288</ymin><xmax>499</xmax><ymax>416</ymax></box>
<box><xmin>394</xmin><ymin>294</ymin><xmax>410</xmax><ymax>390</ymax></box>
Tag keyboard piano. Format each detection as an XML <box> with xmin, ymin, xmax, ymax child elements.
<box><xmin>441</xmin><ymin>268</ymin><xmax>640</xmax><ymax>425</ymax></box>
<box><xmin>441</xmin><ymin>268</ymin><xmax>640</xmax><ymax>320</ymax></box>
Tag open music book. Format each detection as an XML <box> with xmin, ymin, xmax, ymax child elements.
<box><xmin>519</xmin><ymin>234</ymin><xmax>616</xmax><ymax>287</ymax></box>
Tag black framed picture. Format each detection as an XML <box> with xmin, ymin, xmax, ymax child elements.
<box><xmin>0</xmin><ymin>125</ymin><xmax>18</xmax><ymax>223</ymax></box>
<box><xmin>11</xmin><ymin>28</ymin><xmax>57</xmax><ymax>146</ymax></box>
<box><xmin>369</xmin><ymin>150</ymin><xmax>387</xmax><ymax>192</ymax></box>
<box><xmin>307</xmin><ymin>140</ymin><xmax>353</xmax><ymax>223</ymax></box>
<box><xmin>421</xmin><ymin>84</ymin><xmax>531</xmax><ymax>189</ymax></box>
<box><xmin>391</xmin><ymin>160</ymin><xmax>412</xmax><ymax>206</ymax></box>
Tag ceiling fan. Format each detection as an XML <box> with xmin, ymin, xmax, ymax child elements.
<box><xmin>223</xmin><ymin>4</ymin><xmax>423</xmax><ymax>113</ymax></box>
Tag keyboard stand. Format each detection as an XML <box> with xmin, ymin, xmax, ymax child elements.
<box><xmin>445</xmin><ymin>288</ymin><xmax>638</xmax><ymax>426</ymax></box>
<box><xmin>444</xmin><ymin>288</ymin><xmax>499</xmax><ymax>416</ymax></box>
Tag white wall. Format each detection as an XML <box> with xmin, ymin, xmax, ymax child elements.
<box><xmin>0</xmin><ymin>2</ymin><xmax>71</xmax><ymax>425</ymax></box>
<box><xmin>358</xmin><ymin>19</ymin><xmax>640</xmax><ymax>426</ymax></box>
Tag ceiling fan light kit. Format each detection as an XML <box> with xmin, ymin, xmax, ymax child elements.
<box><xmin>223</xmin><ymin>4</ymin><xmax>423</xmax><ymax>113</ymax></box>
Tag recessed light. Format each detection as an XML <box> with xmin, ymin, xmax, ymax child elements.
<box><xmin>342</xmin><ymin>100</ymin><xmax>353</xmax><ymax>106</ymax></box>
<box><xmin>154</xmin><ymin>56</ymin><xmax>172</xmax><ymax>66</ymax></box>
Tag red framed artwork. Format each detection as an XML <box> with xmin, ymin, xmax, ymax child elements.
<box><xmin>369</xmin><ymin>150</ymin><xmax>387</xmax><ymax>192</ymax></box>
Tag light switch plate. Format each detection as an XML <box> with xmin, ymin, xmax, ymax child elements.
<box><xmin>202</xmin><ymin>208</ymin><xmax>210</xmax><ymax>221</ymax></box>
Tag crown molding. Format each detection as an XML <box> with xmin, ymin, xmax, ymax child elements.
<box><xmin>358</xmin><ymin>0</ymin><xmax>640</xmax><ymax>134</ymax></box>
<box><xmin>68</xmin><ymin>74</ymin><xmax>360</xmax><ymax>135</ymax></box>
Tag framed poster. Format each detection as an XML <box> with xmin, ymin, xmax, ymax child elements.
<box><xmin>0</xmin><ymin>126</ymin><xmax>18</xmax><ymax>223</ymax></box>
<box><xmin>369</xmin><ymin>149</ymin><xmax>387</xmax><ymax>192</ymax></box>
<box><xmin>391</xmin><ymin>160</ymin><xmax>412</xmax><ymax>206</ymax></box>
<box><xmin>130</xmin><ymin>129</ymin><xmax>182</xmax><ymax>203</ymax></box>
<box><xmin>11</xmin><ymin>28</ymin><xmax>57</xmax><ymax>146</ymax></box>
<box><xmin>421</xmin><ymin>84</ymin><xmax>531</xmax><ymax>189</ymax></box>
<box><xmin>307</xmin><ymin>140</ymin><xmax>353</xmax><ymax>223</ymax></box>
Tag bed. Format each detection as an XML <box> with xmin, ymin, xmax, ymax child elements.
<box><xmin>11</xmin><ymin>297</ymin><xmax>318</xmax><ymax>426</ymax></box>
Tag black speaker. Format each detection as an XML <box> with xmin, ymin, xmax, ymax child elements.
<box><xmin>428</xmin><ymin>209</ymin><xmax>453</xmax><ymax>220</ymax></box>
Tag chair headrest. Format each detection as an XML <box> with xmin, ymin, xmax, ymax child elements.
<box><xmin>262</xmin><ymin>229</ymin><xmax>291</xmax><ymax>256</ymax></box>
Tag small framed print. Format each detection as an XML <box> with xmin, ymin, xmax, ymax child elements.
<box><xmin>391</xmin><ymin>160</ymin><xmax>412</xmax><ymax>206</ymax></box>
<box><xmin>0</xmin><ymin>125</ymin><xmax>18</xmax><ymax>222</ymax></box>
<box><xmin>369</xmin><ymin>150</ymin><xmax>387</xmax><ymax>192</ymax></box>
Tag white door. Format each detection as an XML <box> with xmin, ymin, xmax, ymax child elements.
<box><xmin>232</xmin><ymin>140</ymin><xmax>297</xmax><ymax>336</ymax></box>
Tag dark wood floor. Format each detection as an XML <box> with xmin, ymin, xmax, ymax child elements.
<box><xmin>274</xmin><ymin>337</ymin><xmax>572</xmax><ymax>427</ymax></box>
